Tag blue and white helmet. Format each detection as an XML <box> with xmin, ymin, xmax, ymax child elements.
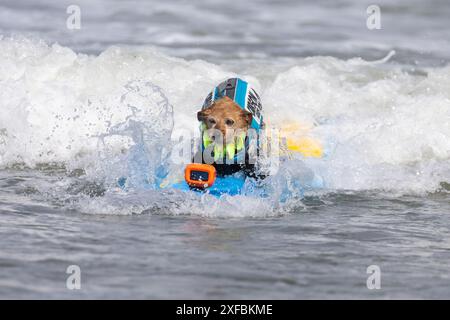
<box><xmin>201</xmin><ymin>78</ymin><xmax>264</xmax><ymax>131</ymax></box>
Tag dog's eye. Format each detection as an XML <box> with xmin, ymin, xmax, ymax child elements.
<box><xmin>225</xmin><ymin>119</ymin><xmax>234</xmax><ymax>126</ymax></box>
<box><xmin>208</xmin><ymin>118</ymin><xmax>216</xmax><ymax>125</ymax></box>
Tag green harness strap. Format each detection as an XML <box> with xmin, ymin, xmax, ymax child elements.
<box><xmin>201</xmin><ymin>124</ymin><xmax>246</xmax><ymax>161</ymax></box>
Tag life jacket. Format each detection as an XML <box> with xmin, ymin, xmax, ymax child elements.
<box><xmin>199</xmin><ymin>78</ymin><xmax>264</xmax><ymax>164</ymax></box>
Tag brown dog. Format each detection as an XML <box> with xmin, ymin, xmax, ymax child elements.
<box><xmin>197</xmin><ymin>96</ymin><xmax>252</xmax><ymax>144</ymax></box>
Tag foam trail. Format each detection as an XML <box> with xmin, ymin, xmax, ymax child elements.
<box><xmin>0</xmin><ymin>37</ymin><xmax>449</xmax><ymax>217</ymax></box>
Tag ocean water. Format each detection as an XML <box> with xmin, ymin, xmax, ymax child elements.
<box><xmin>0</xmin><ymin>0</ymin><xmax>449</xmax><ymax>299</ymax></box>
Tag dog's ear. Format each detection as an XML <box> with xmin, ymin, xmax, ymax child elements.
<box><xmin>197</xmin><ymin>108</ymin><xmax>211</xmax><ymax>121</ymax></box>
<box><xmin>242</xmin><ymin>110</ymin><xmax>253</xmax><ymax>126</ymax></box>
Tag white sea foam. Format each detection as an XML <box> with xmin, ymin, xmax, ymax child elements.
<box><xmin>0</xmin><ymin>37</ymin><xmax>449</xmax><ymax>216</ymax></box>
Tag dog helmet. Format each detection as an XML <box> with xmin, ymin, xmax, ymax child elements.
<box><xmin>201</xmin><ymin>78</ymin><xmax>264</xmax><ymax>131</ymax></box>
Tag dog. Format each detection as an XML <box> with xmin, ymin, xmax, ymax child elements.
<box><xmin>197</xmin><ymin>96</ymin><xmax>252</xmax><ymax>147</ymax></box>
<box><xmin>194</xmin><ymin>78</ymin><xmax>265</xmax><ymax>178</ymax></box>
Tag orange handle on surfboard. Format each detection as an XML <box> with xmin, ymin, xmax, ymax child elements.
<box><xmin>184</xmin><ymin>164</ymin><xmax>216</xmax><ymax>189</ymax></box>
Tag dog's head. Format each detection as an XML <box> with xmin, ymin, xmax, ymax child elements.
<box><xmin>197</xmin><ymin>96</ymin><xmax>252</xmax><ymax>142</ymax></box>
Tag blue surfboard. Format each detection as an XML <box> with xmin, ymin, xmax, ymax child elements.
<box><xmin>169</xmin><ymin>175</ymin><xmax>247</xmax><ymax>197</ymax></box>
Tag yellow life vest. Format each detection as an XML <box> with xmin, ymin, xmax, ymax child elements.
<box><xmin>201</xmin><ymin>125</ymin><xmax>247</xmax><ymax>161</ymax></box>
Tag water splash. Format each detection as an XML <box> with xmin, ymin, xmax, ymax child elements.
<box><xmin>95</xmin><ymin>80</ymin><xmax>174</xmax><ymax>189</ymax></box>
<box><xmin>1</xmin><ymin>37</ymin><xmax>449</xmax><ymax>216</ymax></box>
